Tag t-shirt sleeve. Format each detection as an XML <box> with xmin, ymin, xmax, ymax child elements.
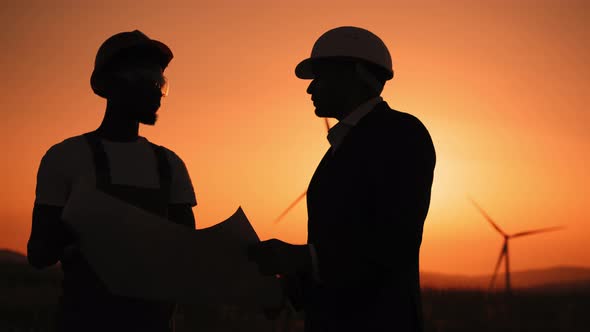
<box><xmin>165</xmin><ymin>150</ymin><xmax>197</xmax><ymax>206</ymax></box>
<box><xmin>35</xmin><ymin>145</ymin><xmax>71</xmax><ymax>207</ymax></box>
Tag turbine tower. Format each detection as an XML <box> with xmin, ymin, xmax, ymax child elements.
<box><xmin>469</xmin><ymin>197</ymin><xmax>564</xmax><ymax>294</ymax></box>
<box><xmin>274</xmin><ymin>118</ymin><xmax>331</xmax><ymax>224</ymax></box>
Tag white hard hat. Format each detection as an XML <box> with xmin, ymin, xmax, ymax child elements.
<box><xmin>295</xmin><ymin>26</ymin><xmax>393</xmax><ymax>80</ymax></box>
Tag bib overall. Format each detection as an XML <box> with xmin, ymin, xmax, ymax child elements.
<box><xmin>58</xmin><ymin>132</ymin><xmax>175</xmax><ymax>332</ymax></box>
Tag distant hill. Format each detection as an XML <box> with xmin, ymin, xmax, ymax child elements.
<box><xmin>0</xmin><ymin>249</ymin><xmax>61</xmax><ymax>284</ymax></box>
<box><xmin>0</xmin><ymin>249</ymin><xmax>28</xmax><ymax>264</ymax></box>
<box><xmin>421</xmin><ymin>266</ymin><xmax>590</xmax><ymax>291</ymax></box>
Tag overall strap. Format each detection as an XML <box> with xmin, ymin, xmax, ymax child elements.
<box><xmin>83</xmin><ymin>132</ymin><xmax>111</xmax><ymax>188</ymax></box>
<box><xmin>148</xmin><ymin>142</ymin><xmax>172</xmax><ymax>203</ymax></box>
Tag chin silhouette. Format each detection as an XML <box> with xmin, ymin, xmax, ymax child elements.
<box><xmin>139</xmin><ymin>112</ymin><xmax>158</xmax><ymax>125</ymax></box>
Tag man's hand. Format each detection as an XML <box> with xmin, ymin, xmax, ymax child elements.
<box><xmin>248</xmin><ymin>239</ymin><xmax>311</xmax><ymax>276</ymax></box>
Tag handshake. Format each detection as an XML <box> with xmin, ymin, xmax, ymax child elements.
<box><xmin>248</xmin><ymin>239</ymin><xmax>312</xmax><ymax>318</ymax></box>
<box><xmin>248</xmin><ymin>239</ymin><xmax>313</xmax><ymax>277</ymax></box>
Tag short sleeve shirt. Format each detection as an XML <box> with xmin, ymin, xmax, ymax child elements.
<box><xmin>35</xmin><ymin>135</ymin><xmax>197</xmax><ymax>207</ymax></box>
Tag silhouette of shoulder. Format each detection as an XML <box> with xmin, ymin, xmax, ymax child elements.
<box><xmin>36</xmin><ymin>135</ymin><xmax>196</xmax><ymax>206</ymax></box>
<box><xmin>41</xmin><ymin>135</ymin><xmax>191</xmax><ymax>176</ymax></box>
<box><xmin>360</xmin><ymin>104</ymin><xmax>435</xmax><ymax>162</ymax></box>
<box><xmin>35</xmin><ymin>136</ymin><xmax>91</xmax><ymax>206</ymax></box>
<box><xmin>40</xmin><ymin>135</ymin><xmax>92</xmax><ymax>170</ymax></box>
<box><xmin>371</xmin><ymin>105</ymin><xmax>430</xmax><ymax>138</ymax></box>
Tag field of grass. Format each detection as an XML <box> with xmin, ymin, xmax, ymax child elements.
<box><xmin>2</xmin><ymin>283</ymin><xmax>589</xmax><ymax>331</ymax></box>
<box><xmin>1</xmin><ymin>256</ymin><xmax>588</xmax><ymax>332</ymax></box>
<box><xmin>421</xmin><ymin>288</ymin><xmax>589</xmax><ymax>331</ymax></box>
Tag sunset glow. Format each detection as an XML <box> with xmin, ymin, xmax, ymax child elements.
<box><xmin>2</xmin><ymin>0</ymin><xmax>589</xmax><ymax>276</ymax></box>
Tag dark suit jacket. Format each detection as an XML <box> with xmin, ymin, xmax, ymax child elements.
<box><xmin>301</xmin><ymin>101</ymin><xmax>435</xmax><ymax>332</ymax></box>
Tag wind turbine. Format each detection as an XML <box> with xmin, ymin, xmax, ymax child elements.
<box><xmin>469</xmin><ymin>197</ymin><xmax>564</xmax><ymax>294</ymax></box>
<box><xmin>273</xmin><ymin>118</ymin><xmax>331</xmax><ymax>224</ymax></box>
<box><xmin>269</xmin><ymin>118</ymin><xmax>331</xmax><ymax>331</ymax></box>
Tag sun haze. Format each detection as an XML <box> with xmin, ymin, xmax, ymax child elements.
<box><xmin>1</xmin><ymin>0</ymin><xmax>589</xmax><ymax>275</ymax></box>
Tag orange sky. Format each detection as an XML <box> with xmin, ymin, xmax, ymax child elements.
<box><xmin>1</xmin><ymin>0</ymin><xmax>589</xmax><ymax>275</ymax></box>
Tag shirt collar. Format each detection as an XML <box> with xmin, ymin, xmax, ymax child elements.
<box><xmin>327</xmin><ymin>96</ymin><xmax>383</xmax><ymax>151</ymax></box>
<box><xmin>340</xmin><ymin>96</ymin><xmax>383</xmax><ymax>126</ymax></box>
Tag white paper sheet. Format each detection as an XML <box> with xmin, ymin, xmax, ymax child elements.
<box><xmin>61</xmin><ymin>179</ymin><xmax>282</xmax><ymax>308</ymax></box>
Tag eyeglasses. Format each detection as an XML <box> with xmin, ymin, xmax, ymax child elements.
<box><xmin>113</xmin><ymin>68</ymin><xmax>170</xmax><ymax>97</ymax></box>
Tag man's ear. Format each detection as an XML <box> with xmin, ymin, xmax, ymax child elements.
<box><xmin>355</xmin><ymin>62</ymin><xmax>384</xmax><ymax>96</ymax></box>
<box><xmin>91</xmin><ymin>72</ymin><xmax>109</xmax><ymax>98</ymax></box>
<box><xmin>93</xmin><ymin>73</ymin><xmax>127</xmax><ymax>99</ymax></box>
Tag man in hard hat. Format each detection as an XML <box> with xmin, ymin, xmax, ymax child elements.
<box><xmin>27</xmin><ymin>30</ymin><xmax>197</xmax><ymax>332</ymax></box>
<box><xmin>250</xmin><ymin>26</ymin><xmax>436</xmax><ymax>331</ymax></box>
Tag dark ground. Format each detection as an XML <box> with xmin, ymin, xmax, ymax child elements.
<box><xmin>1</xmin><ymin>259</ymin><xmax>589</xmax><ymax>331</ymax></box>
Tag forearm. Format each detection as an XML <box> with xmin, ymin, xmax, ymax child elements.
<box><xmin>28</xmin><ymin>204</ymin><xmax>75</xmax><ymax>268</ymax></box>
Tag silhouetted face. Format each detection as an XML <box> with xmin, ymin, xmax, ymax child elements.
<box><xmin>106</xmin><ymin>58</ymin><xmax>167</xmax><ymax>125</ymax></box>
<box><xmin>306</xmin><ymin>60</ymin><xmax>363</xmax><ymax>119</ymax></box>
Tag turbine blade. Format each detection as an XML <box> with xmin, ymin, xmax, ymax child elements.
<box><xmin>489</xmin><ymin>243</ymin><xmax>506</xmax><ymax>291</ymax></box>
<box><xmin>324</xmin><ymin>118</ymin><xmax>331</xmax><ymax>132</ymax></box>
<box><xmin>273</xmin><ymin>191</ymin><xmax>307</xmax><ymax>224</ymax></box>
<box><xmin>468</xmin><ymin>197</ymin><xmax>507</xmax><ymax>236</ymax></box>
<box><xmin>511</xmin><ymin>226</ymin><xmax>565</xmax><ymax>238</ymax></box>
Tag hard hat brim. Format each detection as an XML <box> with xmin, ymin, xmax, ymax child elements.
<box><xmin>295</xmin><ymin>56</ymin><xmax>394</xmax><ymax>80</ymax></box>
<box><xmin>294</xmin><ymin>58</ymin><xmax>316</xmax><ymax>79</ymax></box>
